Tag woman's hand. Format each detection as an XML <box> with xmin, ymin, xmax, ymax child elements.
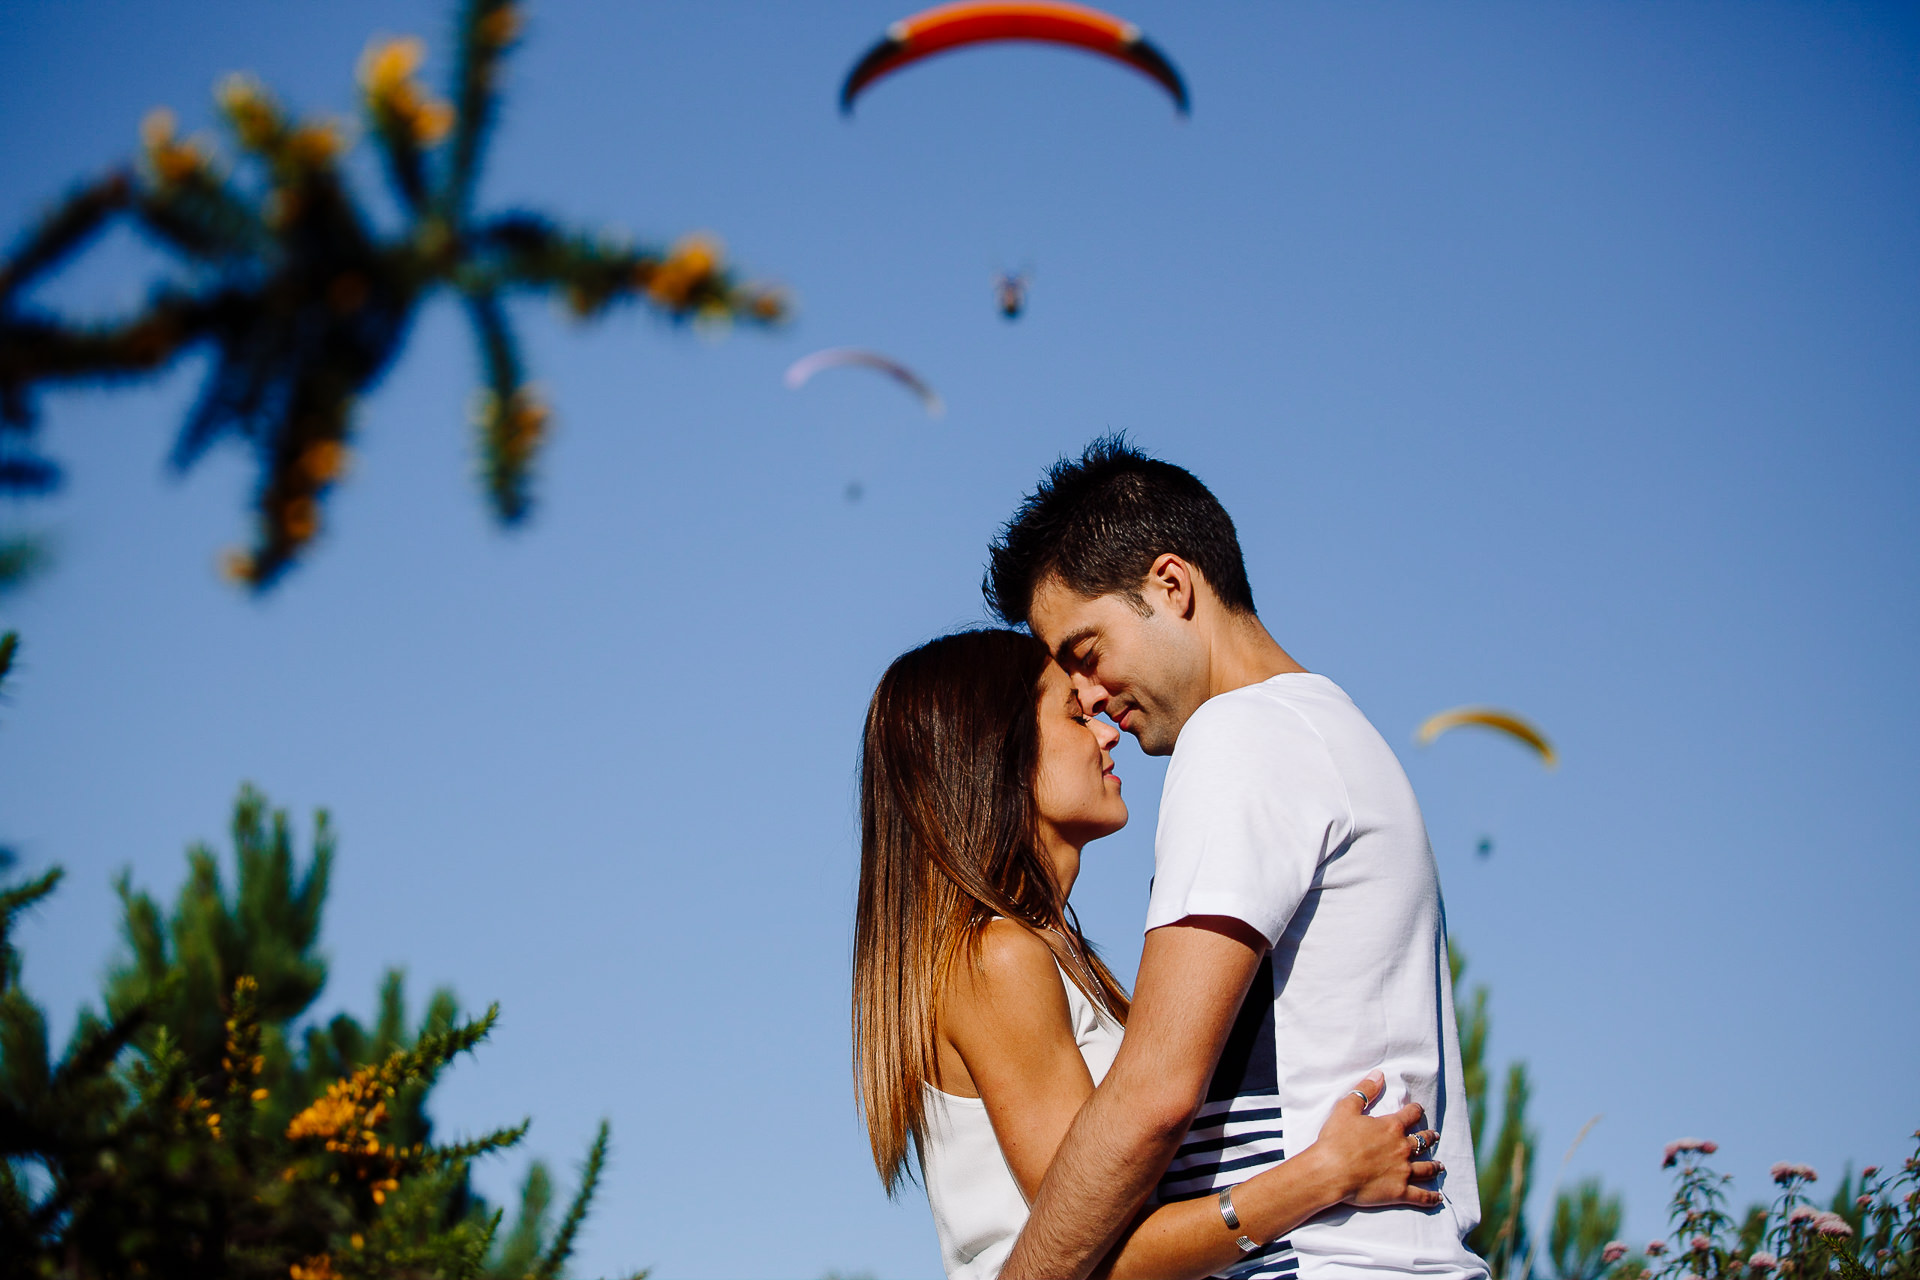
<box><xmin>1311</xmin><ymin>1070</ymin><xmax>1444</xmax><ymax>1210</ymax></box>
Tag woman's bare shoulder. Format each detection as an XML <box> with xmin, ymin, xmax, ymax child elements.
<box><xmin>945</xmin><ymin>918</ymin><xmax>1068</xmax><ymax>1018</ymax></box>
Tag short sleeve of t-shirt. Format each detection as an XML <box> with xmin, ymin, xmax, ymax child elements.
<box><xmin>1143</xmin><ymin>687</ymin><xmax>1355</xmax><ymax>947</ymax></box>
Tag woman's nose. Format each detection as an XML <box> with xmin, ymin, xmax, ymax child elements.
<box><xmin>1091</xmin><ymin>717</ymin><xmax>1120</xmax><ymax>749</ymax></box>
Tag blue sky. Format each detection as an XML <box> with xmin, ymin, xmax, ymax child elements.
<box><xmin>2</xmin><ymin>2</ymin><xmax>1916</xmax><ymax>1276</ymax></box>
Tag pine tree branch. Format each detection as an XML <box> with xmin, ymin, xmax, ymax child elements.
<box><xmin>0</xmin><ymin>173</ymin><xmax>133</xmax><ymax>306</ymax></box>
<box><xmin>462</xmin><ymin>287</ymin><xmax>535</xmax><ymax>522</ymax></box>
<box><xmin>442</xmin><ymin>0</ymin><xmax>520</xmax><ymax>227</ymax></box>
<box><xmin>534</xmin><ymin>1120</ymin><xmax>609</xmax><ymax>1280</ymax></box>
<box><xmin>0</xmin><ymin>866</ymin><xmax>60</xmax><ymax>926</ymax></box>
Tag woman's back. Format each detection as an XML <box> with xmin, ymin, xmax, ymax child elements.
<box><xmin>920</xmin><ymin>958</ymin><xmax>1123</xmax><ymax>1280</ymax></box>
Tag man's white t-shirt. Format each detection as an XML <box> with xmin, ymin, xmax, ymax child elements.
<box><xmin>1145</xmin><ymin>673</ymin><xmax>1487</xmax><ymax>1280</ymax></box>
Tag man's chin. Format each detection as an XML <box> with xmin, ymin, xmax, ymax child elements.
<box><xmin>1131</xmin><ymin>726</ymin><xmax>1177</xmax><ymax>757</ymax></box>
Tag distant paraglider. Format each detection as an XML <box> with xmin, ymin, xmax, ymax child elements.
<box><xmin>784</xmin><ymin>347</ymin><xmax>945</xmax><ymax>417</ymax></box>
<box><xmin>1416</xmin><ymin>707</ymin><xmax>1558</xmax><ymax>769</ymax></box>
<box><xmin>839</xmin><ymin>2</ymin><xmax>1190</xmax><ymax>115</ymax></box>
<box><xmin>994</xmin><ymin>269</ymin><xmax>1030</xmax><ymax>319</ymax></box>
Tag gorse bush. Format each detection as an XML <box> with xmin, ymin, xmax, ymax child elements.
<box><xmin>0</xmin><ymin>780</ymin><xmax>627</xmax><ymax>1279</ymax></box>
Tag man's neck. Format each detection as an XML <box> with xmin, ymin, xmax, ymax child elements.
<box><xmin>1207</xmin><ymin>612</ymin><xmax>1307</xmax><ymax>700</ymax></box>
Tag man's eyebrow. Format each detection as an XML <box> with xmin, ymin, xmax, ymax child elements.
<box><xmin>1053</xmin><ymin>627</ymin><xmax>1096</xmax><ymax>666</ymax></box>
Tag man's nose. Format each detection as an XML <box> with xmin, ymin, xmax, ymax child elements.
<box><xmin>1071</xmin><ymin>673</ymin><xmax>1110</xmax><ymax>716</ymax></box>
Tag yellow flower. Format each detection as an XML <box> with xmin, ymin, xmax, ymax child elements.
<box><xmin>412</xmin><ymin>99</ymin><xmax>455</xmax><ymax>144</ymax></box>
<box><xmin>140</xmin><ymin>107</ymin><xmax>208</xmax><ymax>184</ymax></box>
<box><xmin>282</xmin><ymin>497</ymin><xmax>320</xmax><ymax>544</ymax></box>
<box><xmin>300</xmin><ymin>440</ymin><xmax>350</xmax><ymax>483</ymax></box>
<box><xmin>287</xmin><ymin>121</ymin><xmax>344</xmax><ymax>167</ymax></box>
<box><xmin>359</xmin><ymin>35</ymin><xmax>455</xmax><ymax>146</ymax></box>
<box><xmin>217</xmin><ymin>73</ymin><xmax>281</xmax><ymax>150</ymax></box>
<box><xmin>287</xmin><ymin>1080</ymin><xmax>360</xmax><ymax>1141</ymax></box>
<box><xmin>140</xmin><ymin>107</ymin><xmax>177</xmax><ymax>151</ymax></box>
<box><xmin>220</xmin><ymin>548</ymin><xmax>257</xmax><ymax>584</ymax></box>
<box><xmin>478</xmin><ymin>4</ymin><xmax>522</xmax><ymax>48</ymax></box>
<box><xmin>747</xmin><ymin>287</ymin><xmax>789</xmax><ymax>322</ymax></box>
<box><xmin>251</xmin><ymin>1088</ymin><xmax>270</xmax><ymax>1102</ymax></box>
<box><xmin>645</xmin><ymin>234</ymin><xmax>725</xmax><ymax>311</ymax></box>
<box><xmin>289</xmin><ymin>1255</ymin><xmax>335</xmax><ymax>1280</ymax></box>
<box><xmin>358</xmin><ymin>37</ymin><xmax>425</xmax><ymax>98</ymax></box>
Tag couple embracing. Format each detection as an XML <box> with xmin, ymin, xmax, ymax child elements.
<box><xmin>853</xmin><ymin>439</ymin><xmax>1487</xmax><ymax>1280</ymax></box>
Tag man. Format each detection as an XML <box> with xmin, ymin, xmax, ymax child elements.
<box><xmin>984</xmin><ymin>438</ymin><xmax>1486</xmax><ymax>1280</ymax></box>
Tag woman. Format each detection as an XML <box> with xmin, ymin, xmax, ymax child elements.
<box><xmin>854</xmin><ymin>630</ymin><xmax>1443</xmax><ymax>1280</ymax></box>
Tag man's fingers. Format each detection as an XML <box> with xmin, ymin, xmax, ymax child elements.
<box><xmin>1410</xmin><ymin>1160</ymin><xmax>1445</xmax><ymax>1181</ymax></box>
<box><xmin>1404</xmin><ymin>1186</ymin><xmax>1444</xmax><ymax>1209</ymax></box>
<box><xmin>1394</xmin><ymin>1101</ymin><xmax>1427</xmax><ymax>1131</ymax></box>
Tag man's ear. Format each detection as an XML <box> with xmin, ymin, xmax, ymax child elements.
<box><xmin>1147</xmin><ymin>554</ymin><xmax>1197</xmax><ymax>620</ymax></box>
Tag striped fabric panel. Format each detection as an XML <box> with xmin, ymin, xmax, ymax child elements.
<box><xmin>1157</xmin><ymin>1094</ymin><xmax>1296</xmax><ymax>1280</ymax></box>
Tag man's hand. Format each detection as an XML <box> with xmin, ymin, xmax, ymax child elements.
<box><xmin>999</xmin><ymin>916</ymin><xmax>1268</xmax><ymax>1280</ymax></box>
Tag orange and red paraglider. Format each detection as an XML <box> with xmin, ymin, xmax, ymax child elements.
<box><xmin>840</xmin><ymin>2</ymin><xmax>1189</xmax><ymax>115</ymax></box>
<box><xmin>1416</xmin><ymin>707</ymin><xmax>1558</xmax><ymax>770</ymax></box>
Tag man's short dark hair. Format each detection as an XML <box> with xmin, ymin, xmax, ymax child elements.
<box><xmin>984</xmin><ymin>435</ymin><xmax>1256</xmax><ymax>627</ymax></box>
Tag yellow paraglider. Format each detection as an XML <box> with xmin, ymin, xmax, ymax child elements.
<box><xmin>1416</xmin><ymin>707</ymin><xmax>1557</xmax><ymax>769</ymax></box>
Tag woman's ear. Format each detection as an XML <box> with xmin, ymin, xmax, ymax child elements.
<box><xmin>1148</xmin><ymin>553</ymin><xmax>1197</xmax><ymax>620</ymax></box>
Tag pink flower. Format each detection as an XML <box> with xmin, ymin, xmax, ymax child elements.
<box><xmin>1862</xmin><ymin>1166</ymin><xmax>1880</xmax><ymax>1179</ymax></box>
<box><xmin>1603</xmin><ymin>1243</ymin><xmax>1629</xmax><ymax>1265</ymax></box>
<box><xmin>1691</xmin><ymin>1236</ymin><xmax>1712</xmax><ymax>1253</ymax></box>
<box><xmin>1813</xmin><ymin>1212</ymin><xmax>1853</xmax><ymax>1238</ymax></box>
<box><xmin>1647</xmin><ymin>1241</ymin><xmax>1668</xmax><ymax>1257</ymax></box>
<box><xmin>1749</xmin><ymin>1253</ymin><xmax>1778</xmax><ymax>1272</ymax></box>
<box><xmin>1772</xmin><ymin>1162</ymin><xmax>1796</xmax><ymax>1184</ymax></box>
<box><xmin>1788</xmin><ymin>1206</ymin><xmax>1818</xmax><ymax>1225</ymax></box>
<box><xmin>1857</xmin><ymin>1196</ymin><xmax>1873</xmax><ymax>1211</ymax></box>
<box><xmin>1664</xmin><ymin>1137</ymin><xmax>1716</xmax><ymax>1168</ymax></box>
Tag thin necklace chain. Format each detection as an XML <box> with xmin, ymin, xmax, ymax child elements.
<box><xmin>1045</xmin><ymin>923</ymin><xmax>1115</xmax><ymax>1018</ymax></box>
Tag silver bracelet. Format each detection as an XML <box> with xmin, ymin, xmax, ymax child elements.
<box><xmin>1217</xmin><ymin>1186</ymin><xmax>1259</xmax><ymax>1255</ymax></box>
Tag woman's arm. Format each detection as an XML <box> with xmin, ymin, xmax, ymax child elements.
<box><xmin>1090</xmin><ymin>1080</ymin><xmax>1439</xmax><ymax>1280</ymax></box>
<box><xmin>943</xmin><ymin>925</ymin><xmax>1439</xmax><ymax>1280</ymax></box>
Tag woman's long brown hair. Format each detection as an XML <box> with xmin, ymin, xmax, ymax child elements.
<box><xmin>853</xmin><ymin>628</ymin><xmax>1130</xmax><ymax>1194</ymax></box>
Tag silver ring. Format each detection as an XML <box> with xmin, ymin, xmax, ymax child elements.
<box><xmin>1349</xmin><ymin>1089</ymin><xmax>1371</xmax><ymax>1107</ymax></box>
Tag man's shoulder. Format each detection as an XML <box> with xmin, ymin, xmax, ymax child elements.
<box><xmin>1176</xmin><ymin>674</ymin><xmax>1353</xmax><ymax>758</ymax></box>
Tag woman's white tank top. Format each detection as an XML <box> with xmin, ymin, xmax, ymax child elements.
<box><xmin>918</xmin><ymin>957</ymin><xmax>1124</xmax><ymax>1280</ymax></box>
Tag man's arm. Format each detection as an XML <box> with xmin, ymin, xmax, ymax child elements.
<box><xmin>999</xmin><ymin>915</ymin><xmax>1269</xmax><ymax>1280</ymax></box>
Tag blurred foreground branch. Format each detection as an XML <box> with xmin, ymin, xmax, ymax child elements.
<box><xmin>0</xmin><ymin>0</ymin><xmax>785</xmax><ymax>590</ymax></box>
